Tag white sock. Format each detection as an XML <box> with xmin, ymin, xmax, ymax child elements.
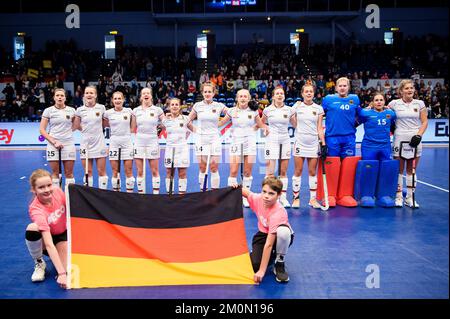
<box><xmin>292</xmin><ymin>175</ymin><xmax>301</xmax><ymax>194</ymax></box>
<box><xmin>98</xmin><ymin>176</ymin><xmax>108</xmax><ymax>189</ymax></box>
<box><xmin>84</xmin><ymin>176</ymin><xmax>94</xmax><ymax>187</ymax></box>
<box><xmin>243</xmin><ymin>176</ymin><xmax>253</xmax><ymax>191</ymax></box>
<box><xmin>111</xmin><ymin>177</ymin><xmax>120</xmax><ymax>191</ymax></box>
<box><xmin>211</xmin><ymin>172</ymin><xmax>220</xmax><ymax>189</ymax></box>
<box><xmin>275</xmin><ymin>226</ymin><xmax>291</xmax><ymax>262</ymax></box>
<box><xmin>309</xmin><ymin>175</ymin><xmax>317</xmax><ymax>199</ymax></box>
<box><xmin>199</xmin><ymin>172</ymin><xmax>206</xmax><ymax>190</ymax></box>
<box><xmin>165</xmin><ymin>178</ymin><xmax>174</xmax><ymax>193</ymax></box>
<box><xmin>228</xmin><ymin>177</ymin><xmax>238</xmax><ymax>186</ymax></box>
<box><xmin>178</xmin><ymin>178</ymin><xmax>187</xmax><ymax>194</ymax></box>
<box><xmin>126</xmin><ymin>177</ymin><xmax>135</xmax><ymax>193</ymax></box>
<box><xmin>52</xmin><ymin>178</ymin><xmax>60</xmax><ymax>188</ymax></box>
<box><xmin>25</xmin><ymin>237</ymin><xmax>43</xmax><ymax>261</ymax></box>
<box><xmin>406</xmin><ymin>174</ymin><xmax>415</xmax><ymax>197</ymax></box>
<box><xmin>397</xmin><ymin>174</ymin><xmax>404</xmax><ymax>192</ymax></box>
<box><xmin>280</xmin><ymin>177</ymin><xmax>288</xmax><ymax>192</ymax></box>
<box><xmin>152</xmin><ymin>176</ymin><xmax>160</xmax><ymax>194</ymax></box>
<box><xmin>137</xmin><ymin>177</ymin><xmax>145</xmax><ymax>194</ymax></box>
<box><xmin>65</xmin><ymin>178</ymin><xmax>75</xmax><ymax>189</ymax></box>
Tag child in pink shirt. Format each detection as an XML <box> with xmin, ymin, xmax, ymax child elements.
<box><xmin>234</xmin><ymin>176</ymin><xmax>294</xmax><ymax>283</ymax></box>
<box><xmin>25</xmin><ymin>169</ymin><xmax>68</xmax><ymax>289</ymax></box>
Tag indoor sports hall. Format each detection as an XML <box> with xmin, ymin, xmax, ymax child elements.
<box><xmin>0</xmin><ymin>0</ymin><xmax>448</xmax><ymax>300</ymax></box>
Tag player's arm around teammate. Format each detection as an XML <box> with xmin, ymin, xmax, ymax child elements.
<box><xmin>39</xmin><ymin>88</ymin><xmax>76</xmax><ymax>188</ymax></box>
<box><xmin>187</xmin><ymin>82</ymin><xmax>225</xmax><ymax>190</ymax></box>
<box><xmin>225</xmin><ymin>89</ymin><xmax>267</xmax><ymax>207</ymax></box>
<box><xmin>134</xmin><ymin>87</ymin><xmax>165</xmax><ymax>194</ymax></box>
<box><xmin>260</xmin><ymin>87</ymin><xmax>294</xmax><ymax>207</ymax></box>
<box><xmin>25</xmin><ymin>169</ymin><xmax>68</xmax><ymax>289</ymax></box>
<box><xmin>72</xmin><ymin>86</ymin><xmax>108</xmax><ymax>189</ymax></box>
<box><xmin>103</xmin><ymin>91</ymin><xmax>136</xmax><ymax>192</ymax></box>
<box><xmin>390</xmin><ymin>80</ymin><xmax>428</xmax><ymax>207</ymax></box>
<box><xmin>163</xmin><ymin>98</ymin><xmax>191</xmax><ymax>194</ymax></box>
<box><xmin>290</xmin><ymin>84</ymin><xmax>325</xmax><ymax>209</ymax></box>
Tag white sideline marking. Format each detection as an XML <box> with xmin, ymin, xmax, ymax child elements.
<box><xmin>404</xmin><ymin>176</ymin><xmax>449</xmax><ymax>193</ymax></box>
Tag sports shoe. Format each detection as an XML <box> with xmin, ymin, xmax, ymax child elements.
<box><xmin>31</xmin><ymin>259</ymin><xmax>46</xmax><ymax>282</ymax></box>
<box><xmin>337</xmin><ymin>195</ymin><xmax>358</xmax><ymax>207</ymax></box>
<box><xmin>273</xmin><ymin>261</ymin><xmax>289</xmax><ymax>283</ymax></box>
<box><xmin>395</xmin><ymin>194</ymin><xmax>403</xmax><ymax>207</ymax></box>
<box><xmin>242</xmin><ymin>197</ymin><xmax>250</xmax><ymax>208</ymax></box>
<box><xmin>308</xmin><ymin>197</ymin><xmax>322</xmax><ymax>209</ymax></box>
<box><xmin>291</xmin><ymin>195</ymin><xmax>300</xmax><ymax>209</ymax></box>
<box><xmin>279</xmin><ymin>194</ymin><xmax>291</xmax><ymax>208</ymax></box>
<box><xmin>404</xmin><ymin>196</ymin><xmax>420</xmax><ymax>208</ymax></box>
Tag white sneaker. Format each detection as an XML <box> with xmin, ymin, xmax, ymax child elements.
<box><xmin>404</xmin><ymin>196</ymin><xmax>420</xmax><ymax>208</ymax></box>
<box><xmin>308</xmin><ymin>198</ymin><xmax>322</xmax><ymax>209</ymax></box>
<box><xmin>242</xmin><ymin>197</ymin><xmax>250</xmax><ymax>208</ymax></box>
<box><xmin>395</xmin><ymin>195</ymin><xmax>403</xmax><ymax>207</ymax></box>
<box><xmin>279</xmin><ymin>194</ymin><xmax>291</xmax><ymax>208</ymax></box>
<box><xmin>31</xmin><ymin>259</ymin><xmax>46</xmax><ymax>282</ymax></box>
<box><xmin>291</xmin><ymin>197</ymin><xmax>300</xmax><ymax>209</ymax></box>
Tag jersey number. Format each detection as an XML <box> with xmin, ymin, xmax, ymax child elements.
<box><xmin>340</xmin><ymin>104</ymin><xmax>350</xmax><ymax>110</ymax></box>
<box><xmin>377</xmin><ymin>119</ymin><xmax>387</xmax><ymax>125</ymax></box>
<box><xmin>47</xmin><ymin>150</ymin><xmax>56</xmax><ymax>157</ymax></box>
<box><xmin>109</xmin><ymin>150</ymin><xmax>118</xmax><ymax>157</ymax></box>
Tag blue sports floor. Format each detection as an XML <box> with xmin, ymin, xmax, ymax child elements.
<box><xmin>0</xmin><ymin>146</ymin><xmax>448</xmax><ymax>299</ymax></box>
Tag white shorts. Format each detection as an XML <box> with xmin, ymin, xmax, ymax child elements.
<box><xmin>195</xmin><ymin>135</ymin><xmax>222</xmax><ymax>156</ymax></box>
<box><xmin>264</xmin><ymin>141</ymin><xmax>292</xmax><ymax>160</ymax></box>
<box><xmin>393</xmin><ymin>133</ymin><xmax>422</xmax><ymax>158</ymax></box>
<box><xmin>229</xmin><ymin>136</ymin><xmax>257</xmax><ymax>157</ymax></box>
<box><xmin>108</xmin><ymin>140</ymin><xmax>134</xmax><ymax>160</ymax></box>
<box><xmin>293</xmin><ymin>135</ymin><xmax>320</xmax><ymax>158</ymax></box>
<box><xmin>80</xmin><ymin>135</ymin><xmax>108</xmax><ymax>159</ymax></box>
<box><xmin>46</xmin><ymin>142</ymin><xmax>76</xmax><ymax>161</ymax></box>
<box><xmin>134</xmin><ymin>142</ymin><xmax>160</xmax><ymax>159</ymax></box>
<box><xmin>164</xmin><ymin>145</ymin><xmax>190</xmax><ymax>168</ymax></box>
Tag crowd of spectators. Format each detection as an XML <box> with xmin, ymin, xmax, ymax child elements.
<box><xmin>0</xmin><ymin>34</ymin><xmax>448</xmax><ymax>122</ymax></box>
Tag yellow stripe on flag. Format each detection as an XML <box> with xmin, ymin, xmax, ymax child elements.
<box><xmin>70</xmin><ymin>253</ymin><xmax>255</xmax><ymax>288</ymax></box>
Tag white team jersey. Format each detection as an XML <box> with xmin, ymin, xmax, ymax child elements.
<box><xmin>134</xmin><ymin>105</ymin><xmax>163</xmax><ymax>144</ymax></box>
<box><xmin>42</xmin><ymin>105</ymin><xmax>76</xmax><ymax>143</ymax></box>
<box><xmin>293</xmin><ymin>102</ymin><xmax>324</xmax><ymax>138</ymax></box>
<box><xmin>388</xmin><ymin>99</ymin><xmax>426</xmax><ymax>134</ymax></box>
<box><xmin>162</xmin><ymin>115</ymin><xmax>189</xmax><ymax>147</ymax></box>
<box><xmin>192</xmin><ymin>100</ymin><xmax>226</xmax><ymax>136</ymax></box>
<box><xmin>227</xmin><ymin>106</ymin><xmax>259</xmax><ymax>139</ymax></box>
<box><xmin>104</xmin><ymin>108</ymin><xmax>134</xmax><ymax>142</ymax></box>
<box><xmin>75</xmin><ymin>103</ymin><xmax>106</xmax><ymax>138</ymax></box>
<box><xmin>262</xmin><ymin>104</ymin><xmax>295</xmax><ymax>143</ymax></box>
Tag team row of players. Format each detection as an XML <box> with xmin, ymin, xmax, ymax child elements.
<box><xmin>40</xmin><ymin>78</ymin><xmax>427</xmax><ymax>208</ymax></box>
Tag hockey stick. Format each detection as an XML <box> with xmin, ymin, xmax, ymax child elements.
<box><xmin>169</xmin><ymin>147</ymin><xmax>176</xmax><ymax>196</ymax></box>
<box><xmin>320</xmin><ymin>156</ymin><xmax>330</xmax><ymax>211</ymax></box>
<box><xmin>84</xmin><ymin>148</ymin><xmax>89</xmax><ymax>187</ymax></box>
<box><xmin>142</xmin><ymin>148</ymin><xmax>146</xmax><ymax>194</ymax></box>
<box><xmin>277</xmin><ymin>144</ymin><xmax>282</xmax><ymax>177</ymax></box>
<box><xmin>117</xmin><ymin>147</ymin><xmax>121</xmax><ymax>191</ymax></box>
<box><xmin>411</xmin><ymin>145</ymin><xmax>418</xmax><ymax>209</ymax></box>
<box><xmin>58</xmin><ymin>148</ymin><xmax>63</xmax><ymax>188</ymax></box>
<box><xmin>400</xmin><ymin>141</ymin><xmax>418</xmax><ymax>208</ymax></box>
<box><xmin>240</xmin><ymin>143</ymin><xmax>244</xmax><ymax>184</ymax></box>
<box><xmin>202</xmin><ymin>150</ymin><xmax>211</xmax><ymax>192</ymax></box>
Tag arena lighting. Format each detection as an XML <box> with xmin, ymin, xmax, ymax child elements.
<box><xmin>202</xmin><ymin>29</ymin><xmax>211</xmax><ymax>34</ymax></box>
<box><xmin>267</xmin><ymin>16</ymin><xmax>271</xmax><ymax>21</ymax></box>
<box><xmin>295</xmin><ymin>29</ymin><xmax>305</xmax><ymax>33</ymax></box>
<box><xmin>109</xmin><ymin>30</ymin><xmax>118</xmax><ymax>35</ymax></box>
<box><xmin>390</xmin><ymin>27</ymin><xmax>400</xmax><ymax>31</ymax></box>
<box><xmin>17</xmin><ymin>32</ymin><xmax>26</xmax><ymax>36</ymax></box>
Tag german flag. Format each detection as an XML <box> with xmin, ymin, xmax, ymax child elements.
<box><xmin>67</xmin><ymin>184</ymin><xmax>254</xmax><ymax>289</ymax></box>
